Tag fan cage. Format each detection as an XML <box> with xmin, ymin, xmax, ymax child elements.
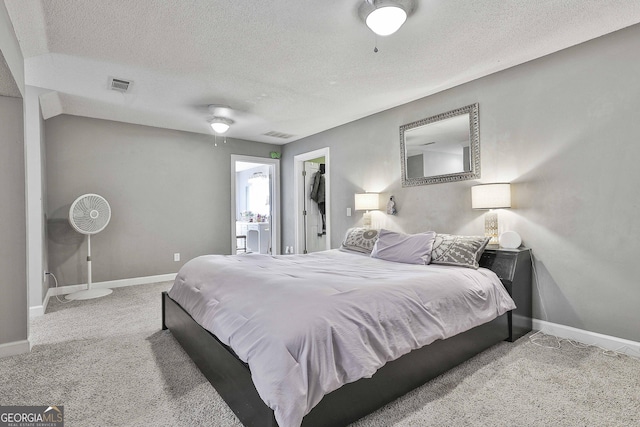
<box><xmin>69</xmin><ymin>194</ymin><xmax>111</xmax><ymax>235</ymax></box>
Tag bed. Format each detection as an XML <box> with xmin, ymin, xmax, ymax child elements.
<box><xmin>162</xmin><ymin>248</ymin><xmax>519</xmax><ymax>427</ymax></box>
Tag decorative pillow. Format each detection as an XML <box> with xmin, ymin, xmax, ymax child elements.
<box><xmin>430</xmin><ymin>234</ymin><xmax>491</xmax><ymax>269</ymax></box>
<box><xmin>371</xmin><ymin>229</ymin><xmax>436</xmax><ymax>265</ymax></box>
<box><xmin>340</xmin><ymin>227</ymin><xmax>379</xmax><ymax>254</ymax></box>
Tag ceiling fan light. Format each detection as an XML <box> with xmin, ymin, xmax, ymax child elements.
<box><xmin>366</xmin><ymin>6</ymin><xmax>407</xmax><ymax>36</ymax></box>
<box><xmin>211</xmin><ymin>122</ymin><xmax>230</xmax><ymax>134</ymax></box>
<box><xmin>210</xmin><ymin>117</ymin><xmax>233</xmax><ymax>134</ymax></box>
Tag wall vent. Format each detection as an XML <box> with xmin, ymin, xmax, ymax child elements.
<box><xmin>263</xmin><ymin>131</ymin><xmax>294</xmax><ymax>139</ymax></box>
<box><xmin>108</xmin><ymin>77</ymin><xmax>132</xmax><ymax>93</ymax></box>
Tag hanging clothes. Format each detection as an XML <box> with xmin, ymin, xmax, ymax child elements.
<box><xmin>310</xmin><ymin>168</ymin><xmax>326</xmax><ymax>234</ymax></box>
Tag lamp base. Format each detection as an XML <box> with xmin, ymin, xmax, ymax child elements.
<box><xmin>484</xmin><ymin>211</ymin><xmax>499</xmax><ymax>245</ymax></box>
<box><xmin>363</xmin><ymin>211</ymin><xmax>372</xmax><ymax>229</ymax></box>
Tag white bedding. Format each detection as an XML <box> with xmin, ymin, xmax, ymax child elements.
<box><xmin>168</xmin><ymin>249</ymin><xmax>516</xmax><ymax>427</ymax></box>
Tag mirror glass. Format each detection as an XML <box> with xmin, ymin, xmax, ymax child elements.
<box><xmin>247</xmin><ymin>172</ymin><xmax>270</xmax><ymax>216</ymax></box>
<box><xmin>400</xmin><ymin>104</ymin><xmax>480</xmax><ymax>186</ymax></box>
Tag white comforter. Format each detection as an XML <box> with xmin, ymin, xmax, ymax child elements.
<box><xmin>168</xmin><ymin>250</ymin><xmax>515</xmax><ymax>427</ymax></box>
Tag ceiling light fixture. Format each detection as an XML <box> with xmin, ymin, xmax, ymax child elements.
<box><xmin>366</xmin><ymin>5</ymin><xmax>406</xmax><ymax>36</ymax></box>
<box><xmin>360</xmin><ymin>0</ymin><xmax>412</xmax><ymax>36</ymax></box>
<box><xmin>210</xmin><ymin>117</ymin><xmax>234</xmax><ymax>134</ymax></box>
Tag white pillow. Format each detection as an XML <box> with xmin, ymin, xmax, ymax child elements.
<box><xmin>371</xmin><ymin>229</ymin><xmax>437</xmax><ymax>265</ymax></box>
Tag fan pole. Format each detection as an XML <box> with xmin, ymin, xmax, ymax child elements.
<box><xmin>65</xmin><ymin>230</ymin><xmax>113</xmax><ymax>300</ymax></box>
<box><xmin>87</xmin><ymin>234</ymin><xmax>92</xmax><ymax>290</ymax></box>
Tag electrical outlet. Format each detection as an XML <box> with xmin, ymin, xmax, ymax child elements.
<box><xmin>174</xmin><ymin>253</ymin><xmax>180</xmax><ymax>262</ymax></box>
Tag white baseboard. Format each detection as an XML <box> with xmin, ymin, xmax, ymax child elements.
<box><xmin>29</xmin><ymin>305</ymin><xmax>44</xmax><ymax>317</ymax></box>
<box><xmin>46</xmin><ymin>273</ymin><xmax>177</xmax><ymax>296</ymax></box>
<box><xmin>0</xmin><ymin>339</ymin><xmax>31</xmax><ymax>358</ymax></box>
<box><xmin>533</xmin><ymin>319</ymin><xmax>640</xmax><ymax>359</ymax></box>
<box><xmin>31</xmin><ymin>273</ymin><xmax>177</xmax><ymax>317</ymax></box>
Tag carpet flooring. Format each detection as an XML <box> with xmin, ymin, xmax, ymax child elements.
<box><xmin>1</xmin><ymin>282</ymin><xmax>638</xmax><ymax>426</ymax></box>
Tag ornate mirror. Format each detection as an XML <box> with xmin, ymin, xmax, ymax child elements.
<box><xmin>400</xmin><ymin>103</ymin><xmax>480</xmax><ymax>186</ymax></box>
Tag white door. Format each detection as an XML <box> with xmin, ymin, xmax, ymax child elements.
<box><xmin>303</xmin><ymin>161</ymin><xmax>326</xmax><ymax>254</ymax></box>
<box><xmin>294</xmin><ymin>148</ymin><xmax>330</xmax><ymax>254</ymax></box>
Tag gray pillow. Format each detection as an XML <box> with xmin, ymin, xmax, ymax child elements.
<box><xmin>340</xmin><ymin>227</ymin><xmax>379</xmax><ymax>254</ymax></box>
<box><xmin>371</xmin><ymin>229</ymin><xmax>437</xmax><ymax>265</ymax></box>
<box><xmin>431</xmin><ymin>234</ymin><xmax>491</xmax><ymax>269</ymax></box>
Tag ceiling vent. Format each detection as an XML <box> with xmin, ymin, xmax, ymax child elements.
<box><xmin>263</xmin><ymin>131</ymin><xmax>294</xmax><ymax>139</ymax></box>
<box><xmin>108</xmin><ymin>77</ymin><xmax>132</xmax><ymax>93</ymax></box>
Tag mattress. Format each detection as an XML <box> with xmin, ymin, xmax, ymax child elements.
<box><xmin>168</xmin><ymin>249</ymin><xmax>515</xmax><ymax>427</ymax></box>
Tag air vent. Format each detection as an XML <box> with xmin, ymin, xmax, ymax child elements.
<box><xmin>108</xmin><ymin>77</ymin><xmax>132</xmax><ymax>93</ymax></box>
<box><xmin>263</xmin><ymin>131</ymin><xmax>294</xmax><ymax>139</ymax></box>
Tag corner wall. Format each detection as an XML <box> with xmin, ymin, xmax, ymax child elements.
<box><xmin>0</xmin><ymin>6</ymin><xmax>28</xmax><ymax>355</ymax></box>
<box><xmin>0</xmin><ymin>95</ymin><xmax>27</xmax><ymax>350</ymax></box>
<box><xmin>281</xmin><ymin>24</ymin><xmax>640</xmax><ymax>342</ymax></box>
<box><xmin>24</xmin><ymin>86</ymin><xmax>49</xmax><ymax>312</ymax></box>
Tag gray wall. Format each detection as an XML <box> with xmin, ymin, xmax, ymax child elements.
<box><xmin>282</xmin><ymin>24</ymin><xmax>640</xmax><ymax>342</ymax></box>
<box><xmin>406</xmin><ymin>154</ymin><xmax>423</xmax><ymax>178</ymax></box>
<box><xmin>0</xmin><ymin>95</ymin><xmax>27</xmax><ymax>345</ymax></box>
<box><xmin>45</xmin><ymin>115</ymin><xmax>278</xmax><ymax>286</ymax></box>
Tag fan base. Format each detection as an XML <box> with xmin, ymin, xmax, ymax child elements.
<box><xmin>66</xmin><ymin>288</ymin><xmax>113</xmax><ymax>301</ymax></box>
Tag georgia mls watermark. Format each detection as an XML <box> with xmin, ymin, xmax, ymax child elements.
<box><xmin>0</xmin><ymin>406</ymin><xmax>64</xmax><ymax>427</ymax></box>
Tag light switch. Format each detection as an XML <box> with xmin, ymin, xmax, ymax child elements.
<box><xmin>174</xmin><ymin>253</ymin><xmax>180</xmax><ymax>262</ymax></box>
<box><xmin>347</xmin><ymin>207</ymin><xmax>352</xmax><ymax>217</ymax></box>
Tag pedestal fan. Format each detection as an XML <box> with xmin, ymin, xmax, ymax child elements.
<box><xmin>66</xmin><ymin>194</ymin><xmax>113</xmax><ymax>300</ymax></box>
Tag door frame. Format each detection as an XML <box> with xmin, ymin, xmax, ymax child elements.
<box><xmin>230</xmin><ymin>155</ymin><xmax>280</xmax><ymax>255</ymax></box>
<box><xmin>294</xmin><ymin>148</ymin><xmax>330</xmax><ymax>254</ymax></box>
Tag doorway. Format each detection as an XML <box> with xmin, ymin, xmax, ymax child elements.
<box><xmin>294</xmin><ymin>148</ymin><xmax>330</xmax><ymax>254</ymax></box>
<box><xmin>231</xmin><ymin>155</ymin><xmax>280</xmax><ymax>255</ymax></box>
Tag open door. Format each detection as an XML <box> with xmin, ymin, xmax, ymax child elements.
<box><xmin>231</xmin><ymin>155</ymin><xmax>280</xmax><ymax>255</ymax></box>
<box><xmin>302</xmin><ymin>160</ymin><xmax>326</xmax><ymax>254</ymax></box>
<box><xmin>294</xmin><ymin>148</ymin><xmax>330</xmax><ymax>254</ymax></box>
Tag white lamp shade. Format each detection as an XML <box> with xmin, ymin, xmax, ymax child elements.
<box><xmin>210</xmin><ymin>117</ymin><xmax>233</xmax><ymax>134</ymax></box>
<box><xmin>355</xmin><ymin>193</ymin><xmax>380</xmax><ymax>211</ymax></box>
<box><xmin>471</xmin><ymin>183</ymin><xmax>511</xmax><ymax>209</ymax></box>
<box><xmin>366</xmin><ymin>6</ymin><xmax>407</xmax><ymax>36</ymax></box>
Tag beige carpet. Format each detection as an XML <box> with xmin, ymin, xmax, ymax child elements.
<box><xmin>1</xmin><ymin>282</ymin><xmax>638</xmax><ymax>426</ymax></box>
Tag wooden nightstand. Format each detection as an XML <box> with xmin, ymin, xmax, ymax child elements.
<box><xmin>479</xmin><ymin>247</ymin><xmax>532</xmax><ymax>342</ymax></box>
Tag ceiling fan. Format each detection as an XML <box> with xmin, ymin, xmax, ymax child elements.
<box><xmin>193</xmin><ymin>103</ymin><xmax>272</xmax><ymax>142</ymax></box>
<box><xmin>207</xmin><ymin>104</ymin><xmax>235</xmax><ymax>134</ymax></box>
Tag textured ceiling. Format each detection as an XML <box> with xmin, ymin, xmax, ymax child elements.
<box><xmin>4</xmin><ymin>0</ymin><xmax>640</xmax><ymax>143</ymax></box>
<box><xmin>0</xmin><ymin>49</ymin><xmax>20</xmax><ymax>98</ymax></box>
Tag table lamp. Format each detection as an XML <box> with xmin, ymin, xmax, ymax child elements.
<box><xmin>471</xmin><ymin>183</ymin><xmax>511</xmax><ymax>245</ymax></box>
<box><xmin>355</xmin><ymin>193</ymin><xmax>380</xmax><ymax>228</ymax></box>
